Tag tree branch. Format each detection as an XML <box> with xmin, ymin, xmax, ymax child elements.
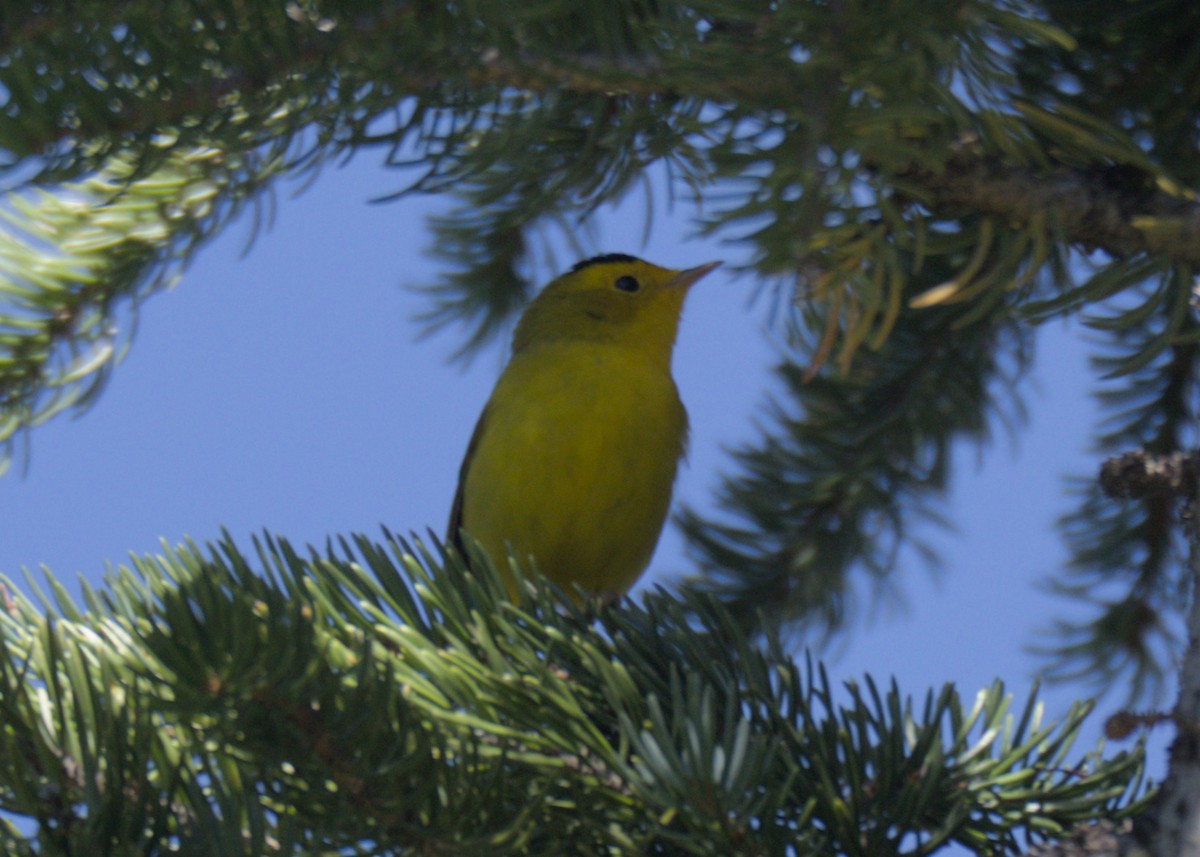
<box><xmin>1022</xmin><ymin>820</ymin><xmax>1134</xmax><ymax>857</ymax></box>
<box><xmin>1141</xmin><ymin>479</ymin><xmax>1200</xmax><ymax>854</ymax></box>
<box><xmin>1097</xmin><ymin>450</ymin><xmax>1200</xmax><ymax>855</ymax></box>
<box><xmin>897</xmin><ymin>147</ymin><xmax>1200</xmax><ymax>267</ymax></box>
<box><xmin>10</xmin><ymin>6</ymin><xmax>1200</xmax><ymax>272</ymax></box>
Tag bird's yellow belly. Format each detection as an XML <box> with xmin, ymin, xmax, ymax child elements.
<box><xmin>460</xmin><ymin>348</ymin><xmax>687</xmax><ymax>596</ymax></box>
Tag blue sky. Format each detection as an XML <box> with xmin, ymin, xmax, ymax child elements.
<box><xmin>0</xmin><ymin>155</ymin><xmax>1163</xmax><ymax>785</ymax></box>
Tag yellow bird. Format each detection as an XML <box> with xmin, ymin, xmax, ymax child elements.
<box><xmin>448</xmin><ymin>254</ymin><xmax>720</xmax><ymax>599</ymax></box>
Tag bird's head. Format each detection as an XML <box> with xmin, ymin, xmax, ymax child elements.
<box><xmin>512</xmin><ymin>254</ymin><xmax>720</xmax><ymax>365</ymax></box>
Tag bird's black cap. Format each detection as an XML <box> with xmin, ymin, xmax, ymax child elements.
<box><xmin>570</xmin><ymin>253</ymin><xmax>641</xmax><ymax>273</ymax></box>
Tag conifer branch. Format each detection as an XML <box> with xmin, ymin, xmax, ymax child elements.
<box><xmin>0</xmin><ymin>533</ymin><xmax>1153</xmax><ymax>853</ymax></box>
<box><xmin>896</xmin><ymin>146</ymin><xmax>1200</xmax><ymax>267</ymax></box>
<box><xmin>1022</xmin><ymin>820</ymin><xmax>1133</xmax><ymax>857</ymax></box>
<box><xmin>1105</xmin><ymin>451</ymin><xmax>1200</xmax><ymax>853</ymax></box>
<box><xmin>9</xmin><ymin>4</ymin><xmax>1199</xmax><ymax>275</ymax></box>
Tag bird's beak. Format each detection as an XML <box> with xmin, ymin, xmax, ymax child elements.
<box><xmin>668</xmin><ymin>260</ymin><xmax>722</xmax><ymax>290</ymax></box>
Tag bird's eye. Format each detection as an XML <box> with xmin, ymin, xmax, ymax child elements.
<box><xmin>614</xmin><ymin>275</ymin><xmax>640</xmax><ymax>293</ymax></box>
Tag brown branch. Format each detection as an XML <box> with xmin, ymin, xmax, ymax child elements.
<box><xmin>1021</xmin><ymin>820</ymin><xmax>1135</xmax><ymax>857</ymax></box>
<box><xmin>896</xmin><ymin>147</ymin><xmax>1200</xmax><ymax>267</ymax></box>
<box><xmin>1</xmin><ymin>5</ymin><xmax>792</xmax><ymax>162</ymax></box>
<box><xmin>1090</xmin><ymin>450</ymin><xmax>1200</xmax><ymax>855</ymax></box>
<box><xmin>10</xmin><ymin>6</ymin><xmax>1200</xmax><ymax>273</ymax></box>
<box><xmin>1099</xmin><ymin>450</ymin><xmax>1200</xmax><ymax>501</ymax></box>
<box><xmin>1140</xmin><ymin>467</ymin><xmax>1200</xmax><ymax>855</ymax></box>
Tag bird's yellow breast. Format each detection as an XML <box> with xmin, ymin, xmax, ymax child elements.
<box><xmin>458</xmin><ymin>340</ymin><xmax>688</xmax><ymax>596</ymax></box>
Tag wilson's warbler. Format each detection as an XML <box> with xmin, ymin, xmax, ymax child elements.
<box><xmin>448</xmin><ymin>254</ymin><xmax>719</xmax><ymax>599</ymax></box>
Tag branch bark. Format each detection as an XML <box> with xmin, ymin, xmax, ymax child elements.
<box><xmin>1144</xmin><ymin>485</ymin><xmax>1200</xmax><ymax>855</ymax></box>
<box><xmin>1022</xmin><ymin>820</ymin><xmax>1133</xmax><ymax>857</ymax></box>
<box><xmin>897</xmin><ymin>149</ymin><xmax>1200</xmax><ymax>267</ymax></box>
<box><xmin>1099</xmin><ymin>450</ymin><xmax>1200</xmax><ymax>856</ymax></box>
<box><xmin>8</xmin><ymin>7</ymin><xmax>1200</xmax><ymax>271</ymax></box>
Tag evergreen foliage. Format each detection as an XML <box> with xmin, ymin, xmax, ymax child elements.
<box><xmin>0</xmin><ymin>534</ymin><xmax>1148</xmax><ymax>855</ymax></box>
<box><xmin>679</xmin><ymin>250</ymin><xmax>1030</xmax><ymax>634</ymax></box>
<box><xmin>1</xmin><ymin>1</ymin><xmax>1199</xmax><ymax>847</ymax></box>
<box><xmin>2</xmin><ymin>2</ymin><xmax>1197</xmax><ymax>693</ymax></box>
